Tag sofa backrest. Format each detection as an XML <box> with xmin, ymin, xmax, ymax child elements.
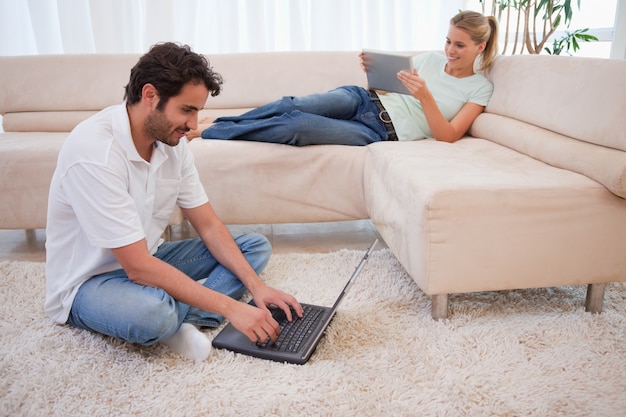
<box><xmin>0</xmin><ymin>54</ymin><xmax>139</xmax><ymax>132</ymax></box>
<box><xmin>470</xmin><ymin>54</ymin><xmax>626</xmax><ymax>199</ymax></box>
<box><xmin>485</xmin><ymin>54</ymin><xmax>625</xmax><ymax>151</ymax></box>
<box><xmin>201</xmin><ymin>51</ymin><xmax>367</xmax><ymax>109</ymax></box>
<box><xmin>0</xmin><ymin>51</ymin><xmax>366</xmax><ymax>133</ymax></box>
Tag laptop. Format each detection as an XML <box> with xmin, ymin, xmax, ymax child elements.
<box><xmin>362</xmin><ymin>49</ymin><xmax>415</xmax><ymax>94</ymax></box>
<box><xmin>211</xmin><ymin>239</ymin><xmax>379</xmax><ymax>364</ymax></box>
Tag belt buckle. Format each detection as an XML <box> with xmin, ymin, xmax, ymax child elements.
<box><xmin>379</xmin><ymin>110</ymin><xmax>392</xmax><ymax>124</ymax></box>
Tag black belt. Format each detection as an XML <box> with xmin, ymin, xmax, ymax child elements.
<box><xmin>369</xmin><ymin>90</ymin><xmax>398</xmax><ymax>141</ymax></box>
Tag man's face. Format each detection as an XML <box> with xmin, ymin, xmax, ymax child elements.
<box><xmin>143</xmin><ymin>82</ymin><xmax>209</xmax><ymax>147</ymax></box>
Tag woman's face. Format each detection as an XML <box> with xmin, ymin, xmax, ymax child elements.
<box><xmin>444</xmin><ymin>25</ymin><xmax>486</xmax><ymax>74</ymax></box>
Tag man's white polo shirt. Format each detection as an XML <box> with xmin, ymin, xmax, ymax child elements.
<box><xmin>44</xmin><ymin>104</ymin><xmax>208</xmax><ymax>323</ymax></box>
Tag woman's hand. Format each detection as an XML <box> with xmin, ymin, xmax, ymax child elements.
<box><xmin>398</xmin><ymin>69</ymin><xmax>430</xmax><ymax>102</ymax></box>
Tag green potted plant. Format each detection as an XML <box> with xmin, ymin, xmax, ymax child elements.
<box><xmin>477</xmin><ymin>0</ymin><xmax>598</xmax><ymax>55</ymax></box>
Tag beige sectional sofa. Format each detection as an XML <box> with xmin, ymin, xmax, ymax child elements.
<box><xmin>1</xmin><ymin>51</ymin><xmax>625</xmax><ymax>318</ymax></box>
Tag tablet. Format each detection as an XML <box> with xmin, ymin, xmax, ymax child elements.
<box><xmin>362</xmin><ymin>49</ymin><xmax>414</xmax><ymax>94</ymax></box>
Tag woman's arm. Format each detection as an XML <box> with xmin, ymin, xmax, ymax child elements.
<box><xmin>398</xmin><ymin>69</ymin><xmax>485</xmax><ymax>143</ymax></box>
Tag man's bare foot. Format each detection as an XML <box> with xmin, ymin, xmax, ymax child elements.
<box><xmin>186</xmin><ymin>117</ymin><xmax>214</xmax><ymax>141</ymax></box>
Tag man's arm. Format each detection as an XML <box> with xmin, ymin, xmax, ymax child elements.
<box><xmin>183</xmin><ymin>203</ymin><xmax>267</xmax><ymax>295</ymax></box>
<box><xmin>182</xmin><ymin>202</ymin><xmax>303</xmax><ymax>320</ymax></box>
<box><xmin>111</xmin><ymin>236</ymin><xmax>282</xmax><ymax>343</ymax></box>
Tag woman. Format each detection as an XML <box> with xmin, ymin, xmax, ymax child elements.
<box><xmin>187</xmin><ymin>10</ymin><xmax>498</xmax><ymax>146</ymax></box>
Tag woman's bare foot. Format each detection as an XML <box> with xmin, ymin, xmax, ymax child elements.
<box><xmin>186</xmin><ymin>117</ymin><xmax>214</xmax><ymax>141</ymax></box>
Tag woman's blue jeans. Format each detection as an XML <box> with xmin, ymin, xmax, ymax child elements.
<box><xmin>201</xmin><ymin>86</ymin><xmax>389</xmax><ymax>146</ymax></box>
<box><xmin>67</xmin><ymin>234</ymin><xmax>271</xmax><ymax>346</ymax></box>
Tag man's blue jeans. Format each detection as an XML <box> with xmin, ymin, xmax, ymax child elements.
<box><xmin>67</xmin><ymin>234</ymin><xmax>271</xmax><ymax>346</ymax></box>
<box><xmin>201</xmin><ymin>86</ymin><xmax>389</xmax><ymax>146</ymax></box>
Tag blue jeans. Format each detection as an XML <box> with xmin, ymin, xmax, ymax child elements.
<box><xmin>201</xmin><ymin>86</ymin><xmax>389</xmax><ymax>146</ymax></box>
<box><xmin>67</xmin><ymin>234</ymin><xmax>271</xmax><ymax>346</ymax></box>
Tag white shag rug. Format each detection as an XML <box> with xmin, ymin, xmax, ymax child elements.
<box><xmin>1</xmin><ymin>250</ymin><xmax>625</xmax><ymax>417</ymax></box>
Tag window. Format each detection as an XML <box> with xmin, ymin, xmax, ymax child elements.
<box><xmin>465</xmin><ymin>0</ymin><xmax>620</xmax><ymax>58</ymax></box>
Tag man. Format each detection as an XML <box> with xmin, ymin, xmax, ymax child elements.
<box><xmin>45</xmin><ymin>42</ymin><xmax>302</xmax><ymax>361</ymax></box>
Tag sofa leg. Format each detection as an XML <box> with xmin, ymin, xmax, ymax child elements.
<box><xmin>431</xmin><ymin>294</ymin><xmax>449</xmax><ymax>320</ymax></box>
<box><xmin>25</xmin><ymin>229</ymin><xmax>37</xmax><ymax>243</ymax></box>
<box><xmin>585</xmin><ymin>283</ymin><xmax>606</xmax><ymax>314</ymax></box>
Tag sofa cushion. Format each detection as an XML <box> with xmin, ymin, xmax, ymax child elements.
<box><xmin>0</xmin><ymin>54</ymin><xmax>138</xmax><ymax>132</ymax></box>
<box><xmin>1</xmin><ymin>111</ymin><xmax>99</xmax><ymax>133</ymax></box>
<box><xmin>364</xmin><ymin>139</ymin><xmax>626</xmax><ymax>295</ymax></box>
<box><xmin>483</xmin><ymin>54</ymin><xmax>626</xmax><ymax>152</ymax></box>
<box><xmin>188</xmin><ymin>139</ymin><xmax>369</xmax><ymax>224</ymax></box>
<box><xmin>471</xmin><ymin>113</ymin><xmax>626</xmax><ymax>199</ymax></box>
<box><xmin>0</xmin><ymin>133</ymin><xmax>67</xmax><ymax>229</ymax></box>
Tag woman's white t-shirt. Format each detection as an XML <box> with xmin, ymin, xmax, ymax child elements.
<box><xmin>379</xmin><ymin>51</ymin><xmax>494</xmax><ymax>141</ymax></box>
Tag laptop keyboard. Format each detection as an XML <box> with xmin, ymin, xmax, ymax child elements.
<box><xmin>258</xmin><ymin>304</ymin><xmax>325</xmax><ymax>352</ymax></box>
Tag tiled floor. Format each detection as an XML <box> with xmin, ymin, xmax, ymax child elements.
<box><xmin>0</xmin><ymin>220</ymin><xmax>384</xmax><ymax>263</ymax></box>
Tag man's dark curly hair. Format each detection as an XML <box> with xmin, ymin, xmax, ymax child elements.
<box><xmin>124</xmin><ymin>42</ymin><xmax>223</xmax><ymax>110</ymax></box>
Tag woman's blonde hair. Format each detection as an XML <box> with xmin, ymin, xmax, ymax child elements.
<box><xmin>450</xmin><ymin>10</ymin><xmax>499</xmax><ymax>73</ymax></box>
